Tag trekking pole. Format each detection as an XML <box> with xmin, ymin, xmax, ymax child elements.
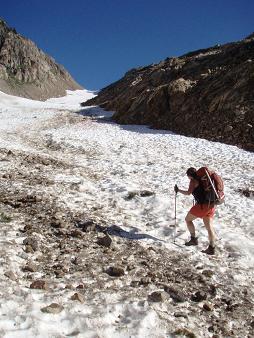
<box><xmin>174</xmin><ymin>191</ymin><xmax>177</xmax><ymax>243</ymax></box>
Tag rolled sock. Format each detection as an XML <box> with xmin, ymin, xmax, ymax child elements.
<box><xmin>210</xmin><ymin>241</ymin><xmax>215</xmax><ymax>248</ymax></box>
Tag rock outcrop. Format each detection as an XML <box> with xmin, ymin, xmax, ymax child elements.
<box><xmin>83</xmin><ymin>34</ymin><xmax>254</xmax><ymax>151</ymax></box>
<box><xmin>0</xmin><ymin>19</ymin><xmax>82</xmax><ymax>100</ymax></box>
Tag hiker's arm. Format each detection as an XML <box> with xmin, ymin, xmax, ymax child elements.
<box><xmin>178</xmin><ymin>180</ymin><xmax>195</xmax><ymax>195</ymax></box>
<box><xmin>178</xmin><ymin>188</ymin><xmax>192</xmax><ymax>195</ymax></box>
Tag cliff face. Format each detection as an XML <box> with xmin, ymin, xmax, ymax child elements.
<box><xmin>0</xmin><ymin>19</ymin><xmax>82</xmax><ymax>100</ymax></box>
<box><xmin>84</xmin><ymin>34</ymin><xmax>254</xmax><ymax>151</ymax></box>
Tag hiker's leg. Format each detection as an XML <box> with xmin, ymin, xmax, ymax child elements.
<box><xmin>203</xmin><ymin>217</ymin><xmax>216</xmax><ymax>247</ymax></box>
<box><xmin>185</xmin><ymin>212</ymin><xmax>197</xmax><ymax>237</ymax></box>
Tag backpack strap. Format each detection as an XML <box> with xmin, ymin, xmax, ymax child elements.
<box><xmin>204</xmin><ymin>168</ymin><xmax>219</xmax><ymax>200</ymax></box>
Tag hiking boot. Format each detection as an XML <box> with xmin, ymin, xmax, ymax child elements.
<box><xmin>185</xmin><ymin>236</ymin><xmax>198</xmax><ymax>246</ymax></box>
<box><xmin>202</xmin><ymin>245</ymin><xmax>215</xmax><ymax>255</ymax></box>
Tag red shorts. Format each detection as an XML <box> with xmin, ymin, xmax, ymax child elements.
<box><xmin>189</xmin><ymin>204</ymin><xmax>215</xmax><ymax>218</ymax></box>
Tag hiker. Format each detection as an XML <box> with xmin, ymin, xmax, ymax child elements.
<box><xmin>174</xmin><ymin>167</ymin><xmax>216</xmax><ymax>255</ymax></box>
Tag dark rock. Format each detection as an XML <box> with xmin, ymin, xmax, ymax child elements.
<box><xmin>69</xmin><ymin>229</ymin><xmax>84</xmax><ymax>238</ymax></box>
<box><xmin>139</xmin><ymin>190</ymin><xmax>155</xmax><ymax>197</ymax></box>
<box><xmin>54</xmin><ymin>270</ymin><xmax>65</xmax><ymax>278</ymax></box>
<box><xmin>75</xmin><ymin>219</ymin><xmax>102</xmax><ymax>232</ymax></box>
<box><xmin>238</xmin><ymin>188</ymin><xmax>254</xmax><ymax>198</ymax></box>
<box><xmin>23</xmin><ymin>237</ymin><xmax>38</xmax><ymax>251</ymax></box>
<box><xmin>106</xmin><ymin>266</ymin><xmax>125</xmax><ymax>277</ymax></box>
<box><xmin>226</xmin><ymin>303</ymin><xmax>239</xmax><ymax>312</ymax></box>
<box><xmin>76</xmin><ymin>284</ymin><xmax>85</xmax><ymax>289</ymax></box>
<box><xmin>139</xmin><ymin>277</ymin><xmax>151</xmax><ymax>285</ymax></box>
<box><xmin>148</xmin><ymin>291</ymin><xmax>166</xmax><ymax>302</ymax></box>
<box><xmin>163</xmin><ymin>284</ymin><xmax>186</xmax><ymax>303</ymax></box>
<box><xmin>125</xmin><ymin>191</ymin><xmax>138</xmax><ymax>200</ymax></box>
<box><xmin>71</xmin><ymin>257</ymin><xmax>82</xmax><ymax>265</ymax></box>
<box><xmin>21</xmin><ymin>224</ymin><xmax>33</xmax><ymax>232</ymax></box>
<box><xmin>203</xmin><ymin>303</ymin><xmax>214</xmax><ymax>311</ymax></box>
<box><xmin>209</xmin><ymin>284</ymin><xmax>217</xmax><ymax>296</ymax></box>
<box><xmin>50</xmin><ymin>219</ymin><xmax>66</xmax><ymax>229</ymax></box>
<box><xmin>30</xmin><ymin>280</ymin><xmax>49</xmax><ymax>290</ymax></box>
<box><xmin>97</xmin><ymin>234</ymin><xmax>112</xmax><ymax>248</ymax></box>
<box><xmin>191</xmin><ymin>291</ymin><xmax>207</xmax><ymax>302</ymax></box>
<box><xmin>174</xmin><ymin>312</ymin><xmax>188</xmax><ymax>318</ymax></box>
<box><xmin>125</xmin><ymin>190</ymin><xmax>155</xmax><ymax>200</ymax></box>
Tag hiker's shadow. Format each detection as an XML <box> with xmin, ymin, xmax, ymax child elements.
<box><xmin>105</xmin><ymin>224</ymin><xmax>165</xmax><ymax>242</ymax></box>
<box><xmin>162</xmin><ymin>226</ymin><xmax>185</xmax><ymax>238</ymax></box>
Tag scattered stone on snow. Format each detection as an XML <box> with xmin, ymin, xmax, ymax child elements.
<box><xmin>191</xmin><ymin>291</ymin><xmax>207</xmax><ymax>302</ymax></box>
<box><xmin>173</xmin><ymin>328</ymin><xmax>196</xmax><ymax>338</ymax></box>
<box><xmin>203</xmin><ymin>303</ymin><xmax>214</xmax><ymax>311</ymax></box>
<box><xmin>174</xmin><ymin>312</ymin><xmax>188</xmax><ymax>319</ymax></box>
<box><xmin>22</xmin><ymin>262</ymin><xmax>38</xmax><ymax>273</ymax></box>
<box><xmin>125</xmin><ymin>190</ymin><xmax>155</xmax><ymax>200</ymax></box>
<box><xmin>202</xmin><ymin>270</ymin><xmax>214</xmax><ymax>278</ymax></box>
<box><xmin>163</xmin><ymin>284</ymin><xmax>187</xmax><ymax>303</ymax></box>
<box><xmin>21</xmin><ymin>224</ymin><xmax>33</xmax><ymax>233</ymax></box>
<box><xmin>41</xmin><ymin>303</ymin><xmax>64</xmax><ymax>314</ymax></box>
<box><xmin>148</xmin><ymin>291</ymin><xmax>166</xmax><ymax>302</ymax></box>
<box><xmin>70</xmin><ymin>292</ymin><xmax>85</xmax><ymax>303</ymax></box>
<box><xmin>139</xmin><ymin>277</ymin><xmax>152</xmax><ymax>285</ymax></box>
<box><xmin>97</xmin><ymin>234</ymin><xmax>112</xmax><ymax>248</ymax></box>
<box><xmin>30</xmin><ymin>280</ymin><xmax>49</xmax><ymax>290</ymax></box>
<box><xmin>238</xmin><ymin>188</ymin><xmax>254</xmax><ymax>198</ymax></box>
<box><xmin>24</xmin><ymin>245</ymin><xmax>34</xmax><ymax>253</ymax></box>
<box><xmin>76</xmin><ymin>284</ymin><xmax>85</xmax><ymax>289</ymax></box>
<box><xmin>23</xmin><ymin>237</ymin><xmax>39</xmax><ymax>251</ymax></box>
<box><xmin>75</xmin><ymin>219</ymin><xmax>102</xmax><ymax>232</ymax></box>
<box><xmin>106</xmin><ymin>266</ymin><xmax>125</xmax><ymax>277</ymax></box>
<box><xmin>4</xmin><ymin>271</ymin><xmax>17</xmax><ymax>281</ymax></box>
<box><xmin>69</xmin><ymin>229</ymin><xmax>84</xmax><ymax>238</ymax></box>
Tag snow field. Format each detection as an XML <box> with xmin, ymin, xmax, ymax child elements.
<box><xmin>0</xmin><ymin>89</ymin><xmax>253</xmax><ymax>337</ymax></box>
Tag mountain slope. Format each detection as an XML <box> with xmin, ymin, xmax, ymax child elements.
<box><xmin>83</xmin><ymin>34</ymin><xmax>254</xmax><ymax>151</ymax></box>
<box><xmin>0</xmin><ymin>19</ymin><xmax>82</xmax><ymax>100</ymax></box>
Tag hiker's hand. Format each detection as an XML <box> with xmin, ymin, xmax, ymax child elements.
<box><xmin>174</xmin><ymin>184</ymin><xmax>179</xmax><ymax>193</ymax></box>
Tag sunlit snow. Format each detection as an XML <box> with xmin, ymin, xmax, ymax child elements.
<box><xmin>0</xmin><ymin>89</ymin><xmax>253</xmax><ymax>337</ymax></box>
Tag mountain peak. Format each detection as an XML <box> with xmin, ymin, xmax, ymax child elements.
<box><xmin>0</xmin><ymin>19</ymin><xmax>82</xmax><ymax>100</ymax></box>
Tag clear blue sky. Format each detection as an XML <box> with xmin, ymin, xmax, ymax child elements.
<box><xmin>1</xmin><ymin>0</ymin><xmax>254</xmax><ymax>90</ymax></box>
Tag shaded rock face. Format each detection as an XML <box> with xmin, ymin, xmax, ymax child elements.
<box><xmin>0</xmin><ymin>19</ymin><xmax>82</xmax><ymax>100</ymax></box>
<box><xmin>84</xmin><ymin>34</ymin><xmax>254</xmax><ymax>151</ymax></box>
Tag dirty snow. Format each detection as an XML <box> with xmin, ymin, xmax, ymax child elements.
<box><xmin>0</xmin><ymin>89</ymin><xmax>253</xmax><ymax>337</ymax></box>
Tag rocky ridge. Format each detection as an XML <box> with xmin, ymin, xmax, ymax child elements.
<box><xmin>83</xmin><ymin>33</ymin><xmax>254</xmax><ymax>151</ymax></box>
<box><xmin>0</xmin><ymin>19</ymin><xmax>82</xmax><ymax>100</ymax></box>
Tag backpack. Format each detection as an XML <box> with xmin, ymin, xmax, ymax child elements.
<box><xmin>196</xmin><ymin>167</ymin><xmax>225</xmax><ymax>205</ymax></box>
